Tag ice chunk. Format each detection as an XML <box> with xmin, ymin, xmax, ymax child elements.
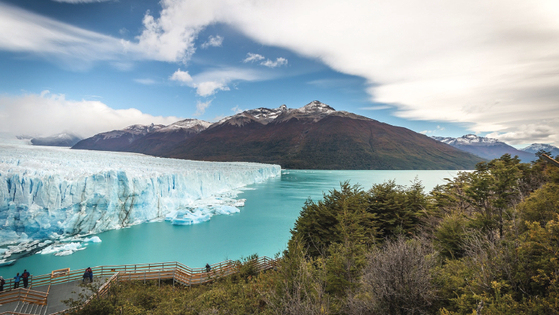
<box><xmin>83</xmin><ymin>236</ymin><xmax>102</xmax><ymax>243</ymax></box>
<box><xmin>39</xmin><ymin>242</ymin><xmax>84</xmax><ymax>255</ymax></box>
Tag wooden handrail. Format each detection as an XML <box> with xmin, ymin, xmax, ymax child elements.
<box><xmin>0</xmin><ymin>256</ymin><xmax>277</xmax><ymax>314</ymax></box>
<box><xmin>542</xmin><ymin>153</ymin><xmax>559</xmax><ymax>168</ymax></box>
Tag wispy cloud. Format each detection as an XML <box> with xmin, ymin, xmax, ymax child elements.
<box><xmin>0</xmin><ymin>91</ymin><xmax>180</xmax><ymax>138</ymax></box>
<box><xmin>243</xmin><ymin>53</ymin><xmax>265</xmax><ymax>63</ymax></box>
<box><xmin>243</xmin><ymin>53</ymin><xmax>287</xmax><ymax>68</ymax></box>
<box><xmin>260</xmin><ymin>57</ymin><xmax>288</xmax><ymax>68</ymax></box>
<box><xmin>170</xmin><ymin>67</ymin><xmax>266</xmax><ymax>97</ymax></box>
<box><xmin>139</xmin><ymin>0</ymin><xmax>559</xmax><ymax>144</ymax></box>
<box><xmin>361</xmin><ymin>105</ymin><xmax>391</xmax><ymax>111</ymax></box>
<box><xmin>201</xmin><ymin>35</ymin><xmax>223</xmax><ymax>49</ymax></box>
<box><xmin>194</xmin><ymin>100</ymin><xmax>212</xmax><ymax>116</ymax></box>
<box><xmin>134</xmin><ymin>78</ymin><xmax>157</xmax><ymax>85</ymax></box>
<box><xmin>0</xmin><ymin>3</ymin><xmax>131</xmax><ymax>69</ymax></box>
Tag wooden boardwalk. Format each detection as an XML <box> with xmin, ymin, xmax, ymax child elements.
<box><xmin>0</xmin><ymin>257</ymin><xmax>276</xmax><ymax>315</ymax></box>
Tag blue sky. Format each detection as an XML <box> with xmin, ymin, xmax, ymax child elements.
<box><xmin>1</xmin><ymin>0</ymin><xmax>558</xmax><ymax>148</ymax></box>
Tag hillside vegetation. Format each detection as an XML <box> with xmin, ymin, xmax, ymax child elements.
<box><xmin>73</xmin><ymin>152</ymin><xmax>559</xmax><ymax>314</ymax></box>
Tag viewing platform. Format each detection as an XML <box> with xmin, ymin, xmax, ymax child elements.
<box><xmin>0</xmin><ymin>257</ymin><xmax>276</xmax><ymax>315</ymax></box>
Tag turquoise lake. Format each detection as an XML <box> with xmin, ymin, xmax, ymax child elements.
<box><xmin>0</xmin><ymin>169</ymin><xmax>462</xmax><ymax>278</ymax></box>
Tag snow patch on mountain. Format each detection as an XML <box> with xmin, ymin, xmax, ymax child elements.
<box><xmin>158</xmin><ymin>119</ymin><xmax>211</xmax><ymax>132</ymax></box>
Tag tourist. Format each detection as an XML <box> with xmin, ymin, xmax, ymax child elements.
<box><xmin>13</xmin><ymin>273</ymin><xmax>21</xmax><ymax>289</ymax></box>
<box><xmin>205</xmin><ymin>263</ymin><xmax>211</xmax><ymax>273</ymax></box>
<box><xmin>21</xmin><ymin>269</ymin><xmax>30</xmax><ymax>288</ymax></box>
<box><xmin>0</xmin><ymin>276</ymin><xmax>5</xmax><ymax>291</ymax></box>
<box><xmin>87</xmin><ymin>267</ymin><xmax>93</xmax><ymax>283</ymax></box>
<box><xmin>82</xmin><ymin>269</ymin><xmax>89</xmax><ymax>283</ymax></box>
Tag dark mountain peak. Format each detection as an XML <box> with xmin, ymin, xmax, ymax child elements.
<box><xmin>215</xmin><ymin>105</ymin><xmax>290</xmax><ymax>127</ymax></box>
<box><xmin>275</xmin><ymin>100</ymin><xmax>337</xmax><ymax>123</ymax></box>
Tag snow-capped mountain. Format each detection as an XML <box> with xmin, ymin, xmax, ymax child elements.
<box><xmin>432</xmin><ymin>134</ymin><xmax>535</xmax><ymax>162</ymax></box>
<box><xmin>74</xmin><ymin>101</ymin><xmax>483</xmax><ymax>169</ymax></box>
<box><xmin>162</xmin><ymin>101</ymin><xmax>481</xmax><ymax>169</ymax></box>
<box><xmin>521</xmin><ymin>143</ymin><xmax>559</xmax><ymax>157</ymax></box>
<box><xmin>72</xmin><ymin>120</ymin><xmax>210</xmax><ymax>153</ymax></box>
<box><xmin>30</xmin><ymin>132</ymin><xmax>82</xmax><ymax>147</ymax></box>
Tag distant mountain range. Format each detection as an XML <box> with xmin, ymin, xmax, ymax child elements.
<box><xmin>30</xmin><ymin>132</ymin><xmax>82</xmax><ymax>147</ymax></box>
<box><xmin>71</xmin><ymin>101</ymin><xmax>482</xmax><ymax>170</ymax></box>
<box><xmin>521</xmin><ymin>143</ymin><xmax>559</xmax><ymax>157</ymax></box>
<box><xmin>432</xmin><ymin>134</ymin><xmax>559</xmax><ymax>162</ymax></box>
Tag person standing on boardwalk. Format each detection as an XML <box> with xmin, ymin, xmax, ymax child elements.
<box><xmin>205</xmin><ymin>263</ymin><xmax>211</xmax><ymax>273</ymax></box>
<box><xmin>82</xmin><ymin>269</ymin><xmax>89</xmax><ymax>283</ymax></box>
<box><xmin>13</xmin><ymin>273</ymin><xmax>21</xmax><ymax>289</ymax></box>
<box><xmin>21</xmin><ymin>269</ymin><xmax>30</xmax><ymax>288</ymax></box>
<box><xmin>0</xmin><ymin>276</ymin><xmax>5</xmax><ymax>291</ymax></box>
<box><xmin>87</xmin><ymin>267</ymin><xmax>93</xmax><ymax>283</ymax></box>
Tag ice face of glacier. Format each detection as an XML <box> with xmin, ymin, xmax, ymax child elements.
<box><xmin>0</xmin><ymin>141</ymin><xmax>281</xmax><ymax>246</ymax></box>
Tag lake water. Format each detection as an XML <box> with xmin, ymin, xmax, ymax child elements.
<box><xmin>0</xmin><ymin>169</ymin><xmax>461</xmax><ymax>277</ymax></box>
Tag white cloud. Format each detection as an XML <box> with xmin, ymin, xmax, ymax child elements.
<box><xmin>170</xmin><ymin>67</ymin><xmax>265</xmax><ymax>97</ymax></box>
<box><xmin>169</xmin><ymin>69</ymin><xmax>193</xmax><ymax>83</ymax></box>
<box><xmin>196</xmin><ymin>81</ymin><xmax>230</xmax><ymax>97</ymax></box>
<box><xmin>139</xmin><ymin>0</ymin><xmax>559</xmax><ymax>145</ymax></box>
<box><xmin>0</xmin><ymin>91</ymin><xmax>180</xmax><ymax>138</ymax></box>
<box><xmin>194</xmin><ymin>100</ymin><xmax>212</xmax><ymax>116</ymax></box>
<box><xmin>243</xmin><ymin>53</ymin><xmax>287</xmax><ymax>67</ymax></box>
<box><xmin>243</xmin><ymin>53</ymin><xmax>265</xmax><ymax>63</ymax></box>
<box><xmin>260</xmin><ymin>57</ymin><xmax>288</xmax><ymax>68</ymax></box>
<box><xmin>0</xmin><ymin>3</ymin><xmax>133</xmax><ymax>68</ymax></box>
<box><xmin>201</xmin><ymin>35</ymin><xmax>223</xmax><ymax>48</ymax></box>
<box><xmin>487</xmin><ymin>122</ymin><xmax>558</xmax><ymax>145</ymax></box>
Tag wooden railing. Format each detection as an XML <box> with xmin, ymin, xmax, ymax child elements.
<box><xmin>0</xmin><ymin>288</ymin><xmax>48</xmax><ymax>306</ymax></box>
<box><xmin>542</xmin><ymin>153</ymin><xmax>559</xmax><ymax>168</ymax></box>
<box><xmin>0</xmin><ymin>256</ymin><xmax>277</xmax><ymax>314</ymax></box>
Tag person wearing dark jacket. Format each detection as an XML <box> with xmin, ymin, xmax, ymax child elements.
<box><xmin>0</xmin><ymin>276</ymin><xmax>5</xmax><ymax>291</ymax></box>
<box><xmin>21</xmin><ymin>269</ymin><xmax>30</xmax><ymax>288</ymax></box>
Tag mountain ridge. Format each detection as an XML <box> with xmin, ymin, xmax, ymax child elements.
<box><xmin>72</xmin><ymin>101</ymin><xmax>483</xmax><ymax>170</ymax></box>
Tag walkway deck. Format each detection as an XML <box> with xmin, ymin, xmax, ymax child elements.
<box><xmin>0</xmin><ymin>257</ymin><xmax>275</xmax><ymax>315</ymax></box>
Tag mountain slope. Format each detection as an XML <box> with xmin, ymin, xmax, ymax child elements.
<box><xmin>126</xmin><ymin>119</ymin><xmax>211</xmax><ymax>155</ymax></box>
<box><xmin>522</xmin><ymin>143</ymin><xmax>559</xmax><ymax>157</ymax></box>
<box><xmin>433</xmin><ymin>134</ymin><xmax>535</xmax><ymax>162</ymax></box>
<box><xmin>72</xmin><ymin>124</ymin><xmax>165</xmax><ymax>152</ymax></box>
<box><xmin>31</xmin><ymin>132</ymin><xmax>82</xmax><ymax>147</ymax></box>
<box><xmin>163</xmin><ymin>102</ymin><xmax>482</xmax><ymax>170</ymax></box>
<box><xmin>72</xmin><ymin>120</ymin><xmax>210</xmax><ymax>154</ymax></box>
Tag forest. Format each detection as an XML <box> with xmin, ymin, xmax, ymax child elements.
<box><xmin>71</xmin><ymin>152</ymin><xmax>559</xmax><ymax>314</ymax></box>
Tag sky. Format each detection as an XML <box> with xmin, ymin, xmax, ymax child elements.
<box><xmin>0</xmin><ymin>0</ymin><xmax>558</xmax><ymax>148</ymax></box>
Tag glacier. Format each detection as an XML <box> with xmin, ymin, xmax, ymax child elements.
<box><xmin>0</xmin><ymin>140</ymin><xmax>281</xmax><ymax>250</ymax></box>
